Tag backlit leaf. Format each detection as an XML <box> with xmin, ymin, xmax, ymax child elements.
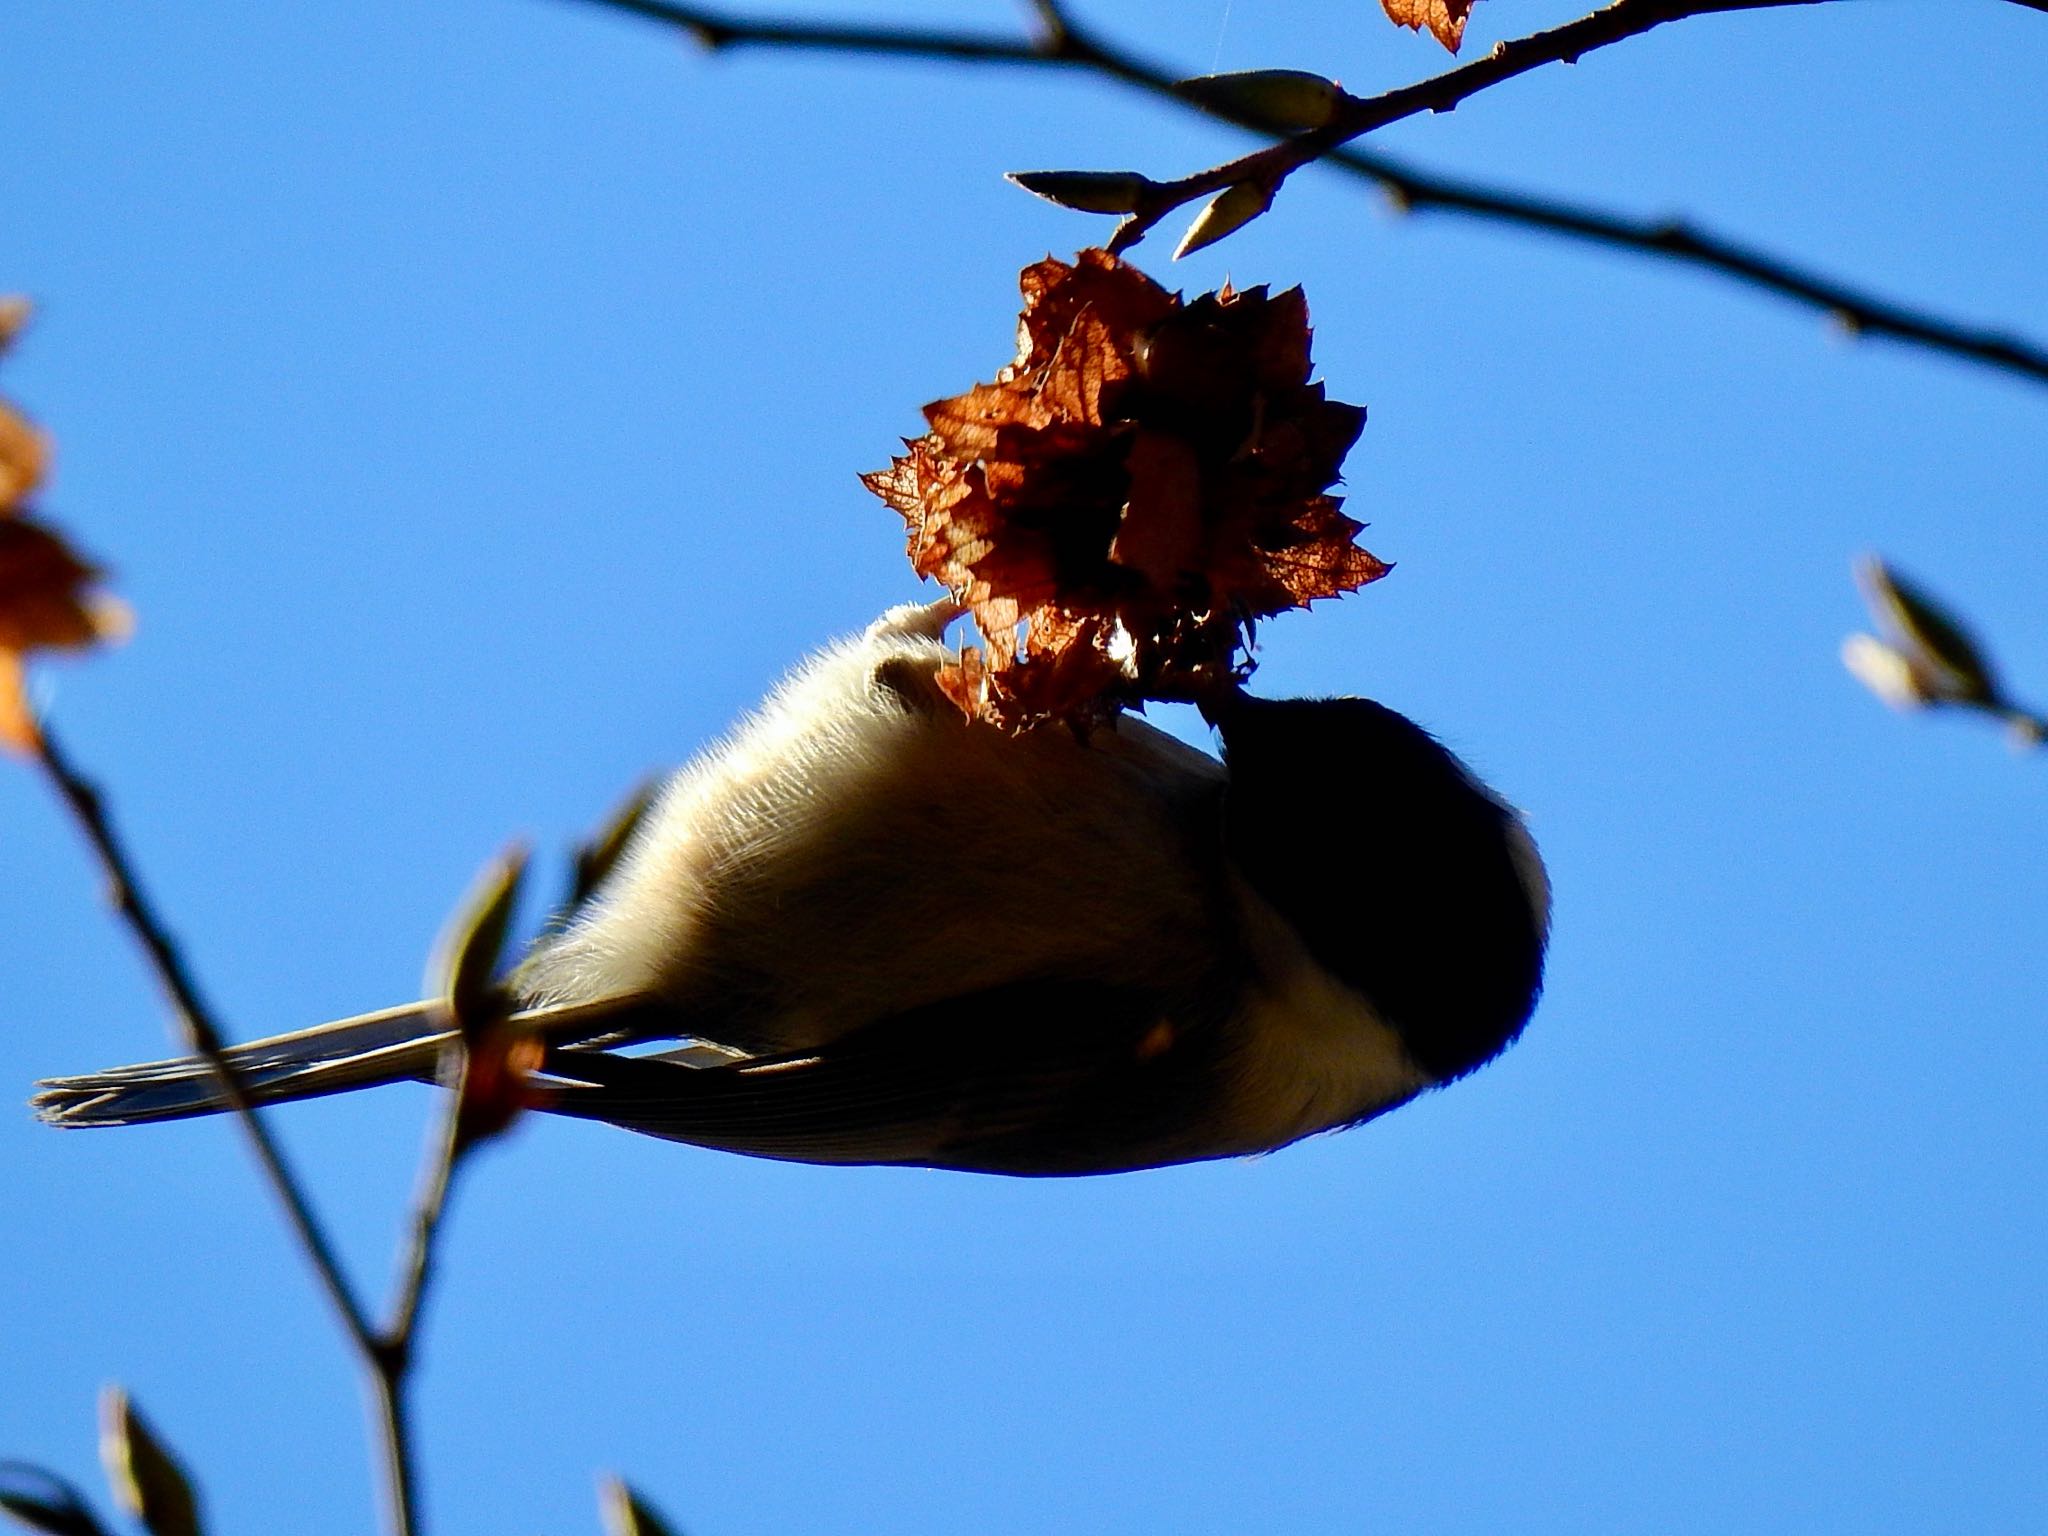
<box><xmin>1381</xmin><ymin>0</ymin><xmax>1478</xmax><ymax>53</ymax></box>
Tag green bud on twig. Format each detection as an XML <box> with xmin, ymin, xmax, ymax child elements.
<box><xmin>569</xmin><ymin>779</ymin><xmax>656</xmax><ymax>909</ymax></box>
<box><xmin>1174</xmin><ymin>181</ymin><xmax>1274</xmax><ymax>259</ymax></box>
<box><xmin>97</xmin><ymin>1390</ymin><xmax>201</xmax><ymax>1536</ymax></box>
<box><xmin>426</xmin><ymin>842</ymin><xmax>530</xmax><ymax>1033</ymax></box>
<box><xmin>1839</xmin><ymin>633</ymin><xmax>1931</xmax><ymax>712</ymax></box>
<box><xmin>599</xmin><ymin>1475</ymin><xmax>687</xmax><ymax>1536</ymax></box>
<box><xmin>1171</xmin><ymin>69</ymin><xmax>1347</xmax><ymax>133</ymax></box>
<box><xmin>1853</xmin><ymin>555</ymin><xmax>1999</xmax><ymax>707</ymax></box>
<box><xmin>1007</xmin><ymin>170</ymin><xmax>1154</xmax><ymax>216</ymax></box>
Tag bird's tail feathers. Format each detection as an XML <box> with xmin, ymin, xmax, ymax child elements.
<box><xmin>31</xmin><ymin>995</ymin><xmax>656</xmax><ymax>1129</ymax></box>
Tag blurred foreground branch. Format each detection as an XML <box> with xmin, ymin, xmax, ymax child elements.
<box><xmin>32</xmin><ymin>724</ymin><xmax>382</xmax><ymax>1357</ymax></box>
<box><xmin>20</xmin><ymin>720</ymin><xmax>649</xmax><ymax>1535</ymax></box>
<box><xmin>546</xmin><ymin>0</ymin><xmax>2048</xmax><ymax>390</ymax></box>
<box><xmin>30</xmin><ymin>723</ymin><xmax>443</xmax><ymax>1535</ymax></box>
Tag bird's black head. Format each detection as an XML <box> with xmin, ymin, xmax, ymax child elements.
<box><xmin>1213</xmin><ymin>693</ymin><xmax>1548</xmax><ymax>1084</ymax></box>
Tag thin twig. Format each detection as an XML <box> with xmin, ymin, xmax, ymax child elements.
<box><xmin>1100</xmin><ymin>0</ymin><xmax>1830</xmax><ymax>252</ymax></box>
<box><xmin>1353</xmin><ymin>168</ymin><xmax>2048</xmax><ymax>385</ymax></box>
<box><xmin>556</xmin><ymin>0</ymin><xmax>1049</xmax><ymax>58</ymax></box>
<box><xmin>34</xmin><ymin>719</ymin><xmax>441</xmax><ymax>1536</ymax></box>
<box><xmin>365</xmin><ymin>984</ymin><xmax>529</xmax><ymax>1536</ymax></box>
<box><xmin>384</xmin><ymin>1096</ymin><xmax>466</xmax><ymax>1365</ymax></box>
<box><xmin>32</xmin><ymin>722</ymin><xmax>378</xmax><ymax>1358</ymax></box>
<box><xmin>359</xmin><ymin>1084</ymin><xmax>467</xmax><ymax>1536</ymax></box>
<box><xmin>539</xmin><ymin>0</ymin><xmax>2048</xmax><ymax>389</ymax></box>
<box><xmin>369</xmin><ymin>1374</ymin><xmax>421</xmax><ymax>1536</ymax></box>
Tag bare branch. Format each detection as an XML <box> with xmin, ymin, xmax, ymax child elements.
<box><xmin>1104</xmin><ymin>0</ymin><xmax>1830</xmax><ymax>252</ymax></box>
<box><xmin>364</xmin><ymin>1089</ymin><xmax>467</xmax><ymax>1536</ymax></box>
<box><xmin>32</xmin><ymin>723</ymin><xmax>379</xmax><ymax>1359</ymax></box>
<box><xmin>33</xmin><ymin>721</ymin><xmax>444</xmax><ymax>1536</ymax></box>
<box><xmin>1361</xmin><ymin>167</ymin><xmax>2048</xmax><ymax>386</ymax></box>
<box><xmin>552</xmin><ymin>0</ymin><xmax>1049</xmax><ymax>60</ymax></box>
<box><xmin>538</xmin><ymin>0</ymin><xmax>2048</xmax><ymax>390</ymax></box>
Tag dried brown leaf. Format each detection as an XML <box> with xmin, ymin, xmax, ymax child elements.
<box><xmin>0</xmin><ymin>518</ymin><xmax>126</xmax><ymax>654</ymax></box>
<box><xmin>0</xmin><ymin>298</ymin><xmax>30</xmax><ymax>356</ymax></box>
<box><xmin>0</xmin><ymin>297</ymin><xmax>47</xmax><ymax>512</ymax></box>
<box><xmin>0</xmin><ymin>403</ymin><xmax>46</xmax><ymax>513</ymax></box>
<box><xmin>0</xmin><ymin>654</ymin><xmax>33</xmax><ymax>754</ymax></box>
<box><xmin>0</xmin><ymin>516</ymin><xmax>130</xmax><ymax>753</ymax></box>
<box><xmin>454</xmin><ymin>1023</ymin><xmax>548</xmax><ymax>1148</ymax></box>
<box><xmin>864</xmin><ymin>251</ymin><xmax>1382</xmax><ymax>730</ymax></box>
<box><xmin>1380</xmin><ymin>0</ymin><xmax>1476</xmax><ymax>53</ymax></box>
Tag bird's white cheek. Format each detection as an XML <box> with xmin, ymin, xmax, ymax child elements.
<box><xmin>1226</xmin><ymin>882</ymin><xmax>1433</xmax><ymax>1152</ymax></box>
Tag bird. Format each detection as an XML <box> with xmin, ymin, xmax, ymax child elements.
<box><xmin>32</xmin><ymin>599</ymin><xmax>1549</xmax><ymax>1176</ymax></box>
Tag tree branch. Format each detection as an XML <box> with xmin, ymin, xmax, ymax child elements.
<box><xmin>554</xmin><ymin>0</ymin><xmax>1050</xmax><ymax>59</ymax></box>
<box><xmin>32</xmin><ymin>723</ymin><xmax>379</xmax><ymax>1360</ymax></box>
<box><xmin>364</xmin><ymin>1091</ymin><xmax>468</xmax><ymax>1536</ymax></box>
<box><xmin>33</xmin><ymin>720</ymin><xmax>443</xmax><ymax>1536</ymax></box>
<box><xmin>539</xmin><ymin>0</ymin><xmax>2048</xmax><ymax>390</ymax></box>
<box><xmin>1097</xmin><ymin>0</ymin><xmax>1830</xmax><ymax>252</ymax></box>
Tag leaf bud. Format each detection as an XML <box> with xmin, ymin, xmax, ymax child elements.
<box><xmin>97</xmin><ymin>1389</ymin><xmax>202</xmax><ymax>1536</ymax></box>
<box><xmin>1171</xmin><ymin>69</ymin><xmax>1347</xmax><ymax>133</ymax></box>
<box><xmin>1174</xmin><ymin>182</ymin><xmax>1274</xmax><ymax>260</ymax></box>
<box><xmin>1840</xmin><ymin>633</ymin><xmax>1931</xmax><ymax>712</ymax></box>
<box><xmin>1006</xmin><ymin>170</ymin><xmax>1153</xmax><ymax>216</ymax></box>
<box><xmin>426</xmin><ymin>842</ymin><xmax>530</xmax><ymax>1034</ymax></box>
<box><xmin>569</xmin><ymin>779</ymin><xmax>656</xmax><ymax>908</ymax></box>
<box><xmin>599</xmin><ymin>1475</ymin><xmax>686</xmax><ymax>1536</ymax></box>
<box><xmin>1854</xmin><ymin>555</ymin><xmax>1999</xmax><ymax>706</ymax></box>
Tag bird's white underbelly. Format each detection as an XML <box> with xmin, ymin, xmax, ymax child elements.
<box><xmin>521</xmin><ymin>613</ymin><xmax>1230</xmax><ymax>1051</ymax></box>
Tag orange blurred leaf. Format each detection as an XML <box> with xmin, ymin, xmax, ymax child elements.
<box><xmin>0</xmin><ymin>655</ymin><xmax>33</xmax><ymax>754</ymax></box>
<box><xmin>0</xmin><ymin>516</ymin><xmax>130</xmax><ymax>754</ymax></box>
<box><xmin>0</xmin><ymin>403</ymin><xmax>46</xmax><ymax>513</ymax></box>
<box><xmin>0</xmin><ymin>297</ymin><xmax>29</xmax><ymax>354</ymax></box>
<box><xmin>454</xmin><ymin>1022</ymin><xmax>548</xmax><ymax>1149</ymax></box>
<box><xmin>0</xmin><ymin>297</ymin><xmax>47</xmax><ymax>513</ymax></box>
<box><xmin>863</xmin><ymin>250</ymin><xmax>1382</xmax><ymax>731</ymax></box>
<box><xmin>1380</xmin><ymin>0</ymin><xmax>1476</xmax><ymax>52</ymax></box>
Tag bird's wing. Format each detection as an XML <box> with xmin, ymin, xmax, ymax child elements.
<box><xmin>541</xmin><ymin>978</ymin><xmax>1237</xmax><ymax>1176</ymax></box>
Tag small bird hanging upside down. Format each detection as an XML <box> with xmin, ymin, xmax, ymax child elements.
<box><xmin>33</xmin><ymin>601</ymin><xmax>1548</xmax><ymax>1176</ymax></box>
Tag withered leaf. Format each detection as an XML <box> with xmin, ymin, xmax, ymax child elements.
<box><xmin>0</xmin><ymin>402</ymin><xmax>46</xmax><ymax>513</ymax></box>
<box><xmin>451</xmin><ymin>1021</ymin><xmax>548</xmax><ymax>1150</ymax></box>
<box><xmin>0</xmin><ymin>296</ymin><xmax>47</xmax><ymax>512</ymax></box>
<box><xmin>0</xmin><ymin>519</ymin><xmax>110</xmax><ymax>653</ymax></box>
<box><xmin>0</xmin><ymin>297</ymin><xmax>30</xmax><ymax>356</ymax></box>
<box><xmin>0</xmin><ymin>516</ymin><xmax>130</xmax><ymax>752</ymax></box>
<box><xmin>0</xmin><ymin>296</ymin><xmax>45</xmax><ymax>514</ymax></box>
<box><xmin>1381</xmin><ymin>0</ymin><xmax>1477</xmax><ymax>53</ymax></box>
<box><xmin>864</xmin><ymin>250</ymin><xmax>1383</xmax><ymax>731</ymax></box>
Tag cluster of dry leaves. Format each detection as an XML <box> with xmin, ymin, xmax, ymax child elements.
<box><xmin>1382</xmin><ymin>0</ymin><xmax>1479</xmax><ymax>53</ymax></box>
<box><xmin>865</xmin><ymin>251</ymin><xmax>1384</xmax><ymax>731</ymax></box>
<box><xmin>0</xmin><ymin>300</ymin><xmax>128</xmax><ymax>754</ymax></box>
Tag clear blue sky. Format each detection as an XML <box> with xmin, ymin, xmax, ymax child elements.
<box><xmin>5</xmin><ymin>2</ymin><xmax>2044</xmax><ymax>1532</ymax></box>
